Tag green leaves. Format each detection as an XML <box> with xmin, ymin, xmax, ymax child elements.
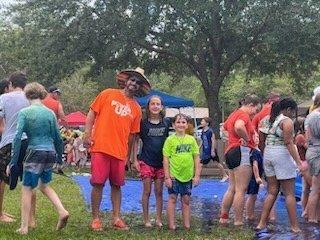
<box><xmin>57</xmin><ymin>64</ymin><xmax>99</xmax><ymax>114</ymax></box>
<box><xmin>1</xmin><ymin>0</ymin><xmax>319</xmax><ymax>125</ymax></box>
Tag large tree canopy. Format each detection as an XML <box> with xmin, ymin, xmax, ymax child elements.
<box><xmin>2</xmin><ymin>0</ymin><xmax>320</xmax><ymax>128</ymax></box>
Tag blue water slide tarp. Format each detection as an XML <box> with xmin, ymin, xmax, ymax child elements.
<box><xmin>72</xmin><ymin>176</ymin><xmax>316</xmax><ymax>238</ymax></box>
<box><xmin>73</xmin><ymin>176</ymin><xmax>302</xmax><ymax>214</ymax></box>
<box><xmin>136</xmin><ymin>90</ymin><xmax>194</xmax><ymax>108</ymax></box>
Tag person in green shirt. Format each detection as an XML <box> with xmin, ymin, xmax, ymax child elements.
<box><xmin>163</xmin><ymin>114</ymin><xmax>201</xmax><ymax>230</ymax></box>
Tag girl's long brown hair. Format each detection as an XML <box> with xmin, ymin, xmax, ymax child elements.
<box><xmin>145</xmin><ymin>95</ymin><xmax>166</xmax><ymax>121</ymax></box>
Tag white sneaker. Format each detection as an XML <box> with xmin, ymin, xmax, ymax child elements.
<box><xmin>220</xmin><ymin>176</ymin><xmax>229</xmax><ymax>182</ymax></box>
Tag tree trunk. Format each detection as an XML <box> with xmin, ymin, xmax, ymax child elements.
<box><xmin>204</xmin><ymin>86</ymin><xmax>222</xmax><ymax>136</ymax></box>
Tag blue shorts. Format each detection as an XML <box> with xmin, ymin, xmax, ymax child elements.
<box><xmin>168</xmin><ymin>179</ymin><xmax>192</xmax><ymax>196</ymax></box>
<box><xmin>246</xmin><ymin>179</ymin><xmax>259</xmax><ymax>195</ymax></box>
<box><xmin>22</xmin><ymin>150</ymin><xmax>56</xmax><ymax>189</ymax></box>
<box><xmin>23</xmin><ymin>170</ymin><xmax>52</xmax><ymax>189</ymax></box>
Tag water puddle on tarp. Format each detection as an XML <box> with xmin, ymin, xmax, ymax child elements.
<box><xmin>74</xmin><ymin>176</ymin><xmax>320</xmax><ymax>239</ymax></box>
<box><xmin>191</xmin><ymin>195</ymin><xmax>320</xmax><ymax>240</ymax></box>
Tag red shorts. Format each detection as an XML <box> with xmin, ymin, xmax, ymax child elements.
<box><xmin>139</xmin><ymin>160</ymin><xmax>164</xmax><ymax>180</ymax></box>
<box><xmin>90</xmin><ymin>152</ymin><xmax>125</xmax><ymax>186</ymax></box>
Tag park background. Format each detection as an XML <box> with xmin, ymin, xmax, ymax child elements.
<box><xmin>1</xmin><ymin>0</ymin><xmax>320</xmax><ymax>129</ymax></box>
<box><xmin>0</xmin><ymin>1</ymin><xmax>320</xmax><ymax>239</ymax></box>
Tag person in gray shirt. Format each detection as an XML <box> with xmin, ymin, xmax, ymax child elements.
<box><xmin>304</xmin><ymin>93</ymin><xmax>320</xmax><ymax>223</ymax></box>
<box><xmin>0</xmin><ymin>72</ymin><xmax>29</xmax><ymax>223</ymax></box>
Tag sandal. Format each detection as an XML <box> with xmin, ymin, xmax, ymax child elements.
<box><xmin>90</xmin><ymin>219</ymin><xmax>103</xmax><ymax>231</ymax></box>
<box><xmin>113</xmin><ymin>218</ymin><xmax>129</xmax><ymax>230</ymax></box>
<box><xmin>219</xmin><ymin>212</ymin><xmax>229</xmax><ymax>224</ymax></box>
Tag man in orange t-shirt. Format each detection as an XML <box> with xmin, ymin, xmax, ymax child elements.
<box><xmin>42</xmin><ymin>86</ymin><xmax>66</xmax><ymax>122</ymax></box>
<box><xmin>42</xmin><ymin>86</ymin><xmax>66</xmax><ymax>174</ymax></box>
<box><xmin>83</xmin><ymin>67</ymin><xmax>151</xmax><ymax>231</ymax></box>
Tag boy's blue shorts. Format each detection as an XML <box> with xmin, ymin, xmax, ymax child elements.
<box><xmin>23</xmin><ymin>170</ymin><xmax>52</xmax><ymax>189</ymax></box>
<box><xmin>168</xmin><ymin>179</ymin><xmax>192</xmax><ymax>196</ymax></box>
<box><xmin>22</xmin><ymin>150</ymin><xmax>56</xmax><ymax>189</ymax></box>
<box><xmin>247</xmin><ymin>178</ymin><xmax>260</xmax><ymax>195</ymax></box>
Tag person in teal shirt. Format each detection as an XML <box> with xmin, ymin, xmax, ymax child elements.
<box><xmin>6</xmin><ymin>82</ymin><xmax>69</xmax><ymax>235</ymax></box>
<box><xmin>163</xmin><ymin>113</ymin><xmax>201</xmax><ymax>230</ymax></box>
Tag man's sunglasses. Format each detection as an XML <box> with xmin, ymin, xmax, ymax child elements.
<box><xmin>128</xmin><ymin>76</ymin><xmax>144</xmax><ymax>85</ymax></box>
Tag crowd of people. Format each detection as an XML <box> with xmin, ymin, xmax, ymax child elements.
<box><xmin>60</xmin><ymin>128</ymin><xmax>89</xmax><ymax>171</ymax></box>
<box><xmin>0</xmin><ymin>74</ymin><xmax>68</xmax><ymax>234</ymax></box>
<box><xmin>219</xmin><ymin>92</ymin><xmax>320</xmax><ymax>234</ymax></box>
<box><xmin>0</xmin><ymin>68</ymin><xmax>319</xmax><ymax>236</ymax></box>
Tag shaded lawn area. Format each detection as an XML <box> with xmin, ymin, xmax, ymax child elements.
<box><xmin>0</xmin><ymin>175</ymin><xmax>254</xmax><ymax>240</ymax></box>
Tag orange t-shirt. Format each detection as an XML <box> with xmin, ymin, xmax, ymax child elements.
<box><xmin>223</xmin><ymin>109</ymin><xmax>255</xmax><ymax>153</ymax></box>
<box><xmin>252</xmin><ymin>103</ymin><xmax>272</xmax><ymax>131</ymax></box>
<box><xmin>90</xmin><ymin>89</ymin><xmax>142</xmax><ymax>160</ymax></box>
<box><xmin>42</xmin><ymin>95</ymin><xmax>59</xmax><ymax>117</ymax></box>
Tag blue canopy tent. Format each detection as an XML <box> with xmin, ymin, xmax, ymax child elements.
<box><xmin>136</xmin><ymin>89</ymin><xmax>197</xmax><ymax>129</ymax></box>
<box><xmin>136</xmin><ymin>89</ymin><xmax>194</xmax><ymax>108</ymax></box>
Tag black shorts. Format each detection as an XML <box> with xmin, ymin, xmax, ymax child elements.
<box><xmin>246</xmin><ymin>179</ymin><xmax>259</xmax><ymax>195</ymax></box>
<box><xmin>200</xmin><ymin>150</ymin><xmax>220</xmax><ymax>165</ymax></box>
<box><xmin>0</xmin><ymin>140</ymin><xmax>28</xmax><ymax>184</ymax></box>
<box><xmin>168</xmin><ymin>179</ymin><xmax>192</xmax><ymax>196</ymax></box>
<box><xmin>225</xmin><ymin>146</ymin><xmax>251</xmax><ymax>170</ymax></box>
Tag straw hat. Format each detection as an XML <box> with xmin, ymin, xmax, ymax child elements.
<box><xmin>116</xmin><ymin>67</ymin><xmax>151</xmax><ymax>97</ymax></box>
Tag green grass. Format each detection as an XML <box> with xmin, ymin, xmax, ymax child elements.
<box><xmin>0</xmin><ymin>174</ymin><xmax>254</xmax><ymax>240</ymax></box>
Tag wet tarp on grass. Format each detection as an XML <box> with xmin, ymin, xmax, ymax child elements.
<box><xmin>73</xmin><ymin>176</ymin><xmax>299</xmax><ymax>215</ymax></box>
<box><xmin>73</xmin><ymin>176</ymin><xmax>320</xmax><ymax>240</ymax></box>
<box><xmin>73</xmin><ymin>176</ymin><xmax>241</xmax><ymax>213</ymax></box>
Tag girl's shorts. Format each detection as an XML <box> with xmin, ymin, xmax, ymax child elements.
<box><xmin>225</xmin><ymin>146</ymin><xmax>251</xmax><ymax>170</ymax></box>
<box><xmin>263</xmin><ymin>145</ymin><xmax>297</xmax><ymax>180</ymax></box>
<box><xmin>306</xmin><ymin>147</ymin><xmax>320</xmax><ymax>176</ymax></box>
<box><xmin>168</xmin><ymin>179</ymin><xmax>192</xmax><ymax>196</ymax></box>
<box><xmin>139</xmin><ymin>160</ymin><xmax>164</xmax><ymax>180</ymax></box>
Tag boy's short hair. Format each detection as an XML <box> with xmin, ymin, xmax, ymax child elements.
<box><xmin>242</xmin><ymin>94</ymin><xmax>260</xmax><ymax>106</ymax></box>
<box><xmin>8</xmin><ymin>72</ymin><xmax>27</xmax><ymax>89</ymax></box>
<box><xmin>24</xmin><ymin>82</ymin><xmax>47</xmax><ymax>100</ymax></box>
<box><xmin>0</xmin><ymin>79</ymin><xmax>10</xmax><ymax>95</ymax></box>
<box><xmin>202</xmin><ymin>117</ymin><xmax>212</xmax><ymax>126</ymax></box>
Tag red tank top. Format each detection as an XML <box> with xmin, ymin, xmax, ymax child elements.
<box><xmin>42</xmin><ymin>95</ymin><xmax>59</xmax><ymax>117</ymax></box>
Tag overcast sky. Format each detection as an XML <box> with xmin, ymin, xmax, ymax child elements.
<box><xmin>0</xmin><ymin>0</ymin><xmax>15</xmax><ymax>15</ymax></box>
<box><xmin>0</xmin><ymin>0</ymin><xmax>15</xmax><ymax>7</ymax></box>
<box><xmin>0</xmin><ymin>0</ymin><xmax>15</xmax><ymax>4</ymax></box>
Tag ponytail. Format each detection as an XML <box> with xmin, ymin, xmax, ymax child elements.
<box><xmin>269</xmin><ymin>97</ymin><xmax>297</xmax><ymax>127</ymax></box>
<box><xmin>269</xmin><ymin>101</ymin><xmax>281</xmax><ymax>126</ymax></box>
